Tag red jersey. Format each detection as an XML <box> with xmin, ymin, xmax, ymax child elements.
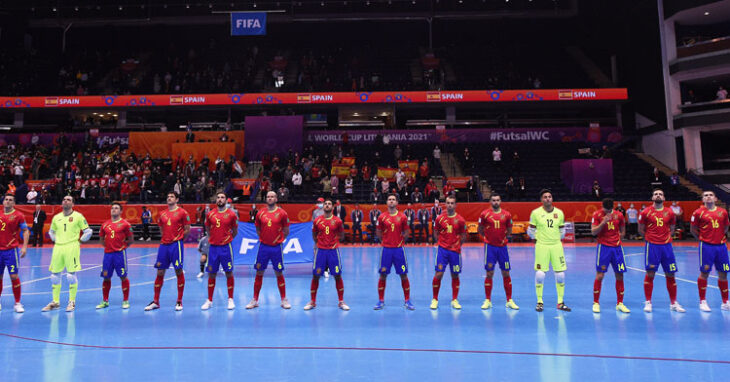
<box><xmin>158</xmin><ymin>207</ymin><xmax>191</xmax><ymax>244</ymax></box>
<box><xmin>592</xmin><ymin>210</ymin><xmax>625</xmax><ymax>247</ymax></box>
<box><xmin>377</xmin><ymin>211</ymin><xmax>409</xmax><ymax>248</ymax></box>
<box><xmin>101</xmin><ymin>218</ymin><xmax>133</xmax><ymax>253</ymax></box>
<box><xmin>478</xmin><ymin>209</ymin><xmax>512</xmax><ymax>247</ymax></box>
<box><xmin>255</xmin><ymin>207</ymin><xmax>290</xmax><ymax>246</ymax></box>
<box><xmin>435</xmin><ymin>213</ymin><xmax>467</xmax><ymax>253</ymax></box>
<box><xmin>206</xmin><ymin>208</ymin><xmax>238</xmax><ymax>246</ymax></box>
<box><xmin>638</xmin><ymin>205</ymin><xmax>676</xmax><ymax>244</ymax></box>
<box><xmin>313</xmin><ymin>215</ymin><xmax>344</xmax><ymax>249</ymax></box>
<box><xmin>691</xmin><ymin>206</ymin><xmax>729</xmax><ymax>245</ymax></box>
<box><xmin>0</xmin><ymin>210</ymin><xmax>27</xmax><ymax>250</ymax></box>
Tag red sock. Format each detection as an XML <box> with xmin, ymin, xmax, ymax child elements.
<box><xmin>484</xmin><ymin>277</ymin><xmax>492</xmax><ymax>299</ymax></box>
<box><xmin>503</xmin><ymin>276</ymin><xmax>512</xmax><ymax>300</ymax></box>
<box><xmin>121</xmin><ymin>278</ymin><xmax>130</xmax><ymax>301</ymax></box>
<box><xmin>335</xmin><ymin>277</ymin><xmax>344</xmax><ymax>302</ymax></box>
<box><xmin>666</xmin><ymin>276</ymin><xmax>677</xmax><ymax>304</ymax></box>
<box><xmin>593</xmin><ymin>279</ymin><xmax>602</xmax><ymax>303</ymax></box>
<box><xmin>153</xmin><ymin>275</ymin><xmax>164</xmax><ymax>303</ymax></box>
<box><xmin>253</xmin><ymin>274</ymin><xmax>263</xmax><ymax>300</ymax></box>
<box><xmin>616</xmin><ymin>279</ymin><xmax>624</xmax><ymax>304</ymax></box>
<box><xmin>276</xmin><ymin>275</ymin><xmax>286</xmax><ymax>299</ymax></box>
<box><xmin>698</xmin><ymin>277</ymin><xmax>708</xmax><ymax>301</ymax></box>
<box><xmin>0</xmin><ymin>279</ymin><xmax>3</xmax><ymax>297</ymax></box>
<box><xmin>643</xmin><ymin>274</ymin><xmax>653</xmax><ymax>301</ymax></box>
<box><xmin>451</xmin><ymin>277</ymin><xmax>460</xmax><ymax>300</ymax></box>
<box><xmin>12</xmin><ymin>278</ymin><xmax>21</xmax><ymax>303</ymax></box>
<box><xmin>226</xmin><ymin>276</ymin><xmax>234</xmax><ymax>299</ymax></box>
<box><xmin>377</xmin><ymin>278</ymin><xmax>386</xmax><ymax>301</ymax></box>
<box><xmin>310</xmin><ymin>277</ymin><xmax>319</xmax><ymax>303</ymax></box>
<box><xmin>102</xmin><ymin>279</ymin><xmax>112</xmax><ymax>302</ymax></box>
<box><xmin>432</xmin><ymin>276</ymin><xmax>442</xmax><ymax>300</ymax></box>
<box><xmin>176</xmin><ymin>273</ymin><xmax>185</xmax><ymax>303</ymax></box>
<box><xmin>719</xmin><ymin>279</ymin><xmax>729</xmax><ymax>303</ymax></box>
<box><xmin>401</xmin><ymin>278</ymin><xmax>411</xmax><ymax>301</ymax></box>
<box><xmin>207</xmin><ymin>277</ymin><xmax>216</xmax><ymax>301</ymax></box>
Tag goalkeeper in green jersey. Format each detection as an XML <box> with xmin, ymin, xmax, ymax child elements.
<box><xmin>528</xmin><ymin>189</ymin><xmax>571</xmax><ymax>312</ymax></box>
<box><xmin>42</xmin><ymin>196</ymin><xmax>93</xmax><ymax>312</ymax></box>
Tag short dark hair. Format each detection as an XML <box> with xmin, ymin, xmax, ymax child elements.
<box><xmin>324</xmin><ymin>198</ymin><xmax>334</xmax><ymax>205</ymax></box>
<box><xmin>167</xmin><ymin>191</ymin><xmax>180</xmax><ymax>200</ymax></box>
<box><xmin>387</xmin><ymin>193</ymin><xmax>398</xmax><ymax>201</ymax></box>
<box><xmin>490</xmin><ymin>193</ymin><xmax>501</xmax><ymax>200</ymax></box>
<box><xmin>702</xmin><ymin>190</ymin><xmax>716</xmax><ymax>196</ymax></box>
<box><xmin>216</xmin><ymin>191</ymin><xmax>227</xmax><ymax>198</ymax></box>
<box><xmin>111</xmin><ymin>202</ymin><xmax>123</xmax><ymax>211</ymax></box>
<box><xmin>539</xmin><ymin>189</ymin><xmax>552</xmax><ymax>199</ymax></box>
<box><xmin>602</xmin><ymin>198</ymin><xmax>614</xmax><ymax>210</ymax></box>
<box><xmin>4</xmin><ymin>193</ymin><xmax>15</xmax><ymax>200</ymax></box>
<box><xmin>652</xmin><ymin>188</ymin><xmax>664</xmax><ymax>194</ymax></box>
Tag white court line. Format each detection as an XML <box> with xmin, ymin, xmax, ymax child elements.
<box><xmin>21</xmin><ymin>275</ymin><xmax>177</xmax><ymax>296</ymax></box>
<box><xmin>18</xmin><ymin>253</ymin><xmax>156</xmax><ymax>286</ymax></box>
<box><xmin>625</xmin><ymin>266</ymin><xmax>719</xmax><ymax>290</ymax></box>
<box><xmin>624</xmin><ymin>251</ymin><xmax>720</xmax><ymax>280</ymax></box>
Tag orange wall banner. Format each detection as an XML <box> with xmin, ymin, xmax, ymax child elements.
<box><xmin>171</xmin><ymin>142</ymin><xmax>236</xmax><ymax>170</ymax></box>
<box><xmin>129</xmin><ymin>131</ymin><xmax>244</xmax><ymax>159</ymax></box>
<box><xmin>14</xmin><ymin>201</ymin><xmax>703</xmax><ymax>226</ymax></box>
<box><xmin>446</xmin><ymin>177</ymin><xmax>471</xmax><ymax>188</ymax></box>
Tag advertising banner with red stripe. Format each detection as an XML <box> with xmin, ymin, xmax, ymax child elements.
<box><xmin>0</xmin><ymin>88</ymin><xmax>627</xmax><ymax>109</ymax></box>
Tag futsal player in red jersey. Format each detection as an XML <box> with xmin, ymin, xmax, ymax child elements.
<box><xmin>96</xmin><ymin>203</ymin><xmax>134</xmax><ymax>310</ymax></box>
<box><xmin>638</xmin><ymin>188</ymin><xmax>685</xmax><ymax>313</ymax></box>
<box><xmin>145</xmin><ymin>192</ymin><xmax>191</xmax><ymax>311</ymax></box>
<box><xmin>374</xmin><ymin>194</ymin><xmax>414</xmax><ymax>310</ymax></box>
<box><xmin>201</xmin><ymin>192</ymin><xmax>239</xmax><ymax>311</ymax></box>
<box><xmin>690</xmin><ymin>191</ymin><xmax>730</xmax><ymax>312</ymax></box>
<box><xmin>0</xmin><ymin>194</ymin><xmax>30</xmax><ymax>313</ymax></box>
<box><xmin>590</xmin><ymin>198</ymin><xmax>630</xmax><ymax>314</ymax></box>
<box><xmin>247</xmin><ymin>191</ymin><xmax>291</xmax><ymax>309</ymax></box>
<box><xmin>477</xmin><ymin>193</ymin><xmax>519</xmax><ymax>310</ymax></box>
<box><xmin>304</xmin><ymin>199</ymin><xmax>350</xmax><ymax>311</ymax></box>
<box><xmin>430</xmin><ymin>195</ymin><xmax>466</xmax><ymax>310</ymax></box>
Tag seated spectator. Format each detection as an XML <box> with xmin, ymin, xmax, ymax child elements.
<box><xmin>592</xmin><ymin>180</ymin><xmax>602</xmax><ymax>200</ymax></box>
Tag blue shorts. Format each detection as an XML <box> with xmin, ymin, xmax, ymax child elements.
<box><xmin>101</xmin><ymin>250</ymin><xmax>128</xmax><ymax>278</ymax></box>
<box><xmin>0</xmin><ymin>248</ymin><xmax>21</xmax><ymax>275</ymax></box>
<box><xmin>644</xmin><ymin>242</ymin><xmax>677</xmax><ymax>273</ymax></box>
<box><xmin>379</xmin><ymin>247</ymin><xmax>408</xmax><ymax>275</ymax></box>
<box><xmin>484</xmin><ymin>244</ymin><xmax>510</xmax><ymax>271</ymax></box>
<box><xmin>208</xmin><ymin>244</ymin><xmax>234</xmax><ymax>274</ymax></box>
<box><xmin>435</xmin><ymin>246</ymin><xmax>462</xmax><ymax>274</ymax></box>
<box><xmin>314</xmin><ymin>248</ymin><xmax>342</xmax><ymax>276</ymax></box>
<box><xmin>596</xmin><ymin>244</ymin><xmax>626</xmax><ymax>273</ymax></box>
<box><xmin>256</xmin><ymin>243</ymin><xmax>284</xmax><ymax>272</ymax></box>
<box><xmin>699</xmin><ymin>242</ymin><xmax>730</xmax><ymax>273</ymax></box>
<box><xmin>155</xmin><ymin>241</ymin><xmax>184</xmax><ymax>270</ymax></box>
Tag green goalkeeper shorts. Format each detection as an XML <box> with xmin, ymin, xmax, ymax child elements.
<box><xmin>534</xmin><ymin>242</ymin><xmax>567</xmax><ymax>272</ymax></box>
<box><xmin>49</xmin><ymin>241</ymin><xmax>82</xmax><ymax>273</ymax></box>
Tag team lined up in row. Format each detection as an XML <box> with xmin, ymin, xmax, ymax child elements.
<box><xmin>0</xmin><ymin>188</ymin><xmax>727</xmax><ymax>313</ymax></box>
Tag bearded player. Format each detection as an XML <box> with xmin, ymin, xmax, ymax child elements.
<box><xmin>201</xmin><ymin>192</ymin><xmax>238</xmax><ymax>311</ymax></box>
<box><xmin>690</xmin><ymin>191</ymin><xmax>730</xmax><ymax>312</ymax></box>
<box><xmin>96</xmin><ymin>203</ymin><xmax>134</xmax><ymax>310</ymax></box>
<box><xmin>478</xmin><ymin>193</ymin><xmax>519</xmax><ymax>310</ymax></box>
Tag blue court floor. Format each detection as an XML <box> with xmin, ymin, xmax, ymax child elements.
<box><xmin>1</xmin><ymin>242</ymin><xmax>729</xmax><ymax>381</ymax></box>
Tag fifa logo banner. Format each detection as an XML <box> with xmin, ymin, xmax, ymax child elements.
<box><xmin>232</xmin><ymin>222</ymin><xmax>314</xmax><ymax>265</ymax></box>
<box><xmin>231</xmin><ymin>12</ymin><xmax>267</xmax><ymax>36</ymax></box>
